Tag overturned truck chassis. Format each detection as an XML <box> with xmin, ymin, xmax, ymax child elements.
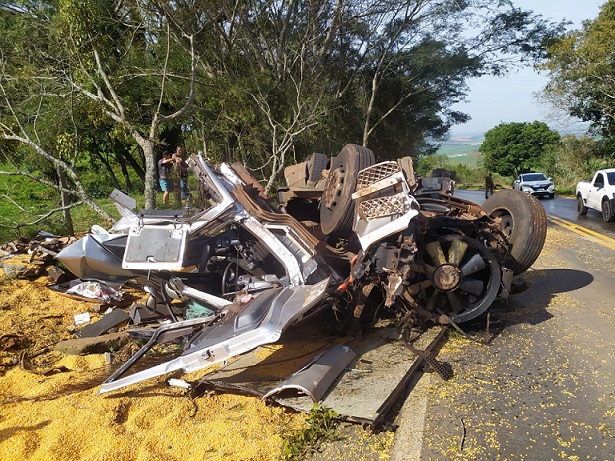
<box><xmin>57</xmin><ymin>145</ymin><xmax>546</xmax><ymax>400</ymax></box>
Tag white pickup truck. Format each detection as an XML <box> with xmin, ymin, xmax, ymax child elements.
<box><xmin>576</xmin><ymin>168</ymin><xmax>615</xmax><ymax>222</ymax></box>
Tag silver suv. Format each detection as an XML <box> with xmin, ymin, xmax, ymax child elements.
<box><xmin>513</xmin><ymin>172</ymin><xmax>555</xmax><ymax>199</ymax></box>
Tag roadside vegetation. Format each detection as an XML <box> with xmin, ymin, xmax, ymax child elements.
<box><xmin>0</xmin><ymin>126</ymin><xmax>608</xmax><ymax>244</ymax></box>
<box><xmin>2</xmin><ymin>0</ymin><xmax>615</xmax><ymax>240</ymax></box>
<box><xmin>426</xmin><ymin>129</ymin><xmax>611</xmax><ymax>197</ymax></box>
<box><xmin>1</xmin><ymin>0</ymin><xmax>565</xmax><ymax>243</ymax></box>
<box><xmin>424</xmin><ymin>0</ymin><xmax>615</xmax><ymax>197</ymax></box>
<box><xmin>281</xmin><ymin>404</ymin><xmax>339</xmax><ymax>461</ymax></box>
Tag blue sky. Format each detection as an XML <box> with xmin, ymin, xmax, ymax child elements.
<box><xmin>450</xmin><ymin>0</ymin><xmax>604</xmax><ymax>136</ymax></box>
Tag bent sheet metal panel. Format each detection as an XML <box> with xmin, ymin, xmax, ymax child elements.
<box><xmin>279</xmin><ymin>325</ymin><xmax>444</xmax><ymax>425</ymax></box>
<box><xmin>191</xmin><ymin>322</ymin><xmax>445</xmax><ymax>425</ymax></box>
<box><xmin>262</xmin><ymin>344</ymin><xmax>357</xmax><ymax>403</ymax></box>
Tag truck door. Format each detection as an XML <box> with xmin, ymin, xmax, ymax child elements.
<box><xmin>588</xmin><ymin>172</ymin><xmax>606</xmax><ymax>210</ymax></box>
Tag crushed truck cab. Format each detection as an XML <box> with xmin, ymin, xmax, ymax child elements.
<box><xmin>57</xmin><ymin>144</ymin><xmax>547</xmax><ymax>393</ymax></box>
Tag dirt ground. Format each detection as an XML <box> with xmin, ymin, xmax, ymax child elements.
<box><xmin>0</xmin><ymin>262</ymin><xmax>393</xmax><ymax>461</ymax></box>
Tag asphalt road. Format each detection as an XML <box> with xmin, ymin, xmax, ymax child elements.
<box><xmin>455</xmin><ymin>189</ymin><xmax>615</xmax><ymax>238</ymax></box>
<box><xmin>309</xmin><ymin>189</ymin><xmax>615</xmax><ymax>461</ymax></box>
<box><xmin>415</xmin><ymin>189</ymin><xmax>615</xmax><ymax>460</ymax></box>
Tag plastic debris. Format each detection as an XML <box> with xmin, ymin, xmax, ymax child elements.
<box><xmin>167</xmin><ymin>378</ymin><xmax>192</xmax><ymax>389</ymax></box>
<box><xmin>66</xmin><ymin>281</ymin><xmax>123</xmax><ymax>303</ymax></box>
<box><xmin>74</xmin><ymin>312</ymin><xmax>91</xmax><ymax>326</ymax></box>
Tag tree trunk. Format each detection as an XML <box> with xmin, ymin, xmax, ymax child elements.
<box><xmin>173</xmin><ymin>177</ymin><xmax>181</xmax><ymax>207</ymax></box>
<box><xmin>118</xmin><ymin>157</ymin><xmax>133</xmax><ymax>192</ymax></box>
<box><xmin>96</xmin><ymin>152</ymin><xmax>121</xmax><ymax>190</ymax></box>
<box><xmin>141</xmin><ymin>140</ymin><xmax>158</xmax><ymax>209</ymax></box>
<box><xmin>57</xmin><ymin>164</ymin><xmax>74</xmax><ymax>235</ymax></box>
<box><xmin>121</xmin><ymin>148</ymin><xmax>145</xmax><ymax>185</ymax></box>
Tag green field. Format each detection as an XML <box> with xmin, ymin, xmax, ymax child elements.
<box><xmin>436</xmin><ymin>133</ymin><xmax>483</xmax><ymax>167</ymax></box>
<box><xmin>437</xmin><ymin>144</ymin><xmax>479</xmax><ymax>156</ymax></box>
<box><xmin>437</xmin><ymin>144</ymin><xmax>482</xmax><ymax>168</ymax></box>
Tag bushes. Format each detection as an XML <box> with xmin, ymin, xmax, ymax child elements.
<box><xmin>540</xmin><ymin>135</ymin><xmax>605</xmax><ymax>190</ymax></box>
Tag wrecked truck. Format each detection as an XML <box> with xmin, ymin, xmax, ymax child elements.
<box><xmin>56</xmin><ymin>144</ymin><xmax>547</xmax><ymax>394</ymax></box>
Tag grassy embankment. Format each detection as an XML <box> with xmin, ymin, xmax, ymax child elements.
<box><xmin>0</xmin><ymin>167</ymin><xmax>125</xmax><ymax>244</ymax></box>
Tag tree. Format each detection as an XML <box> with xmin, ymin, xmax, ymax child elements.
<box><xmin>1</xmin><ymin>0</ymin><xmax>200</xmax><ymax>212</ymax></box>
<box><xmin>1</xmin><ymin>0</ymin><xmax>565</xmax><ymax>232</ymax></box>
<box><xmin>0</xmin><ymin>1</ymin><xmax>115</xmax><ymax>231</ymax></box>
<box><xmin>56</xmin><ymin>0</ymin><xmax>200</xmax><ymax>209</ymax></box>
<box><xmin>350</xmin><ymin>2</ymin><xmax>563</xmax><ymax>155</ymax></box>
<box><xmin>541</xmin><ymin>135</ymin><xmax>601</xmax><ymax>189</ymax></box>
<box><xmin>182</xmin><ymin>0</ymin><xmax>564</xmax><ymax>189</ymax></box>
<box><xmin>480</xmin><ymin>121</ymin><xmax>560</xmax><ymax>177</ymax></box>
<box><xmin>541</xmin><ymin>0</ymin><xmax>615</xmax><ymax>137</ymax></box>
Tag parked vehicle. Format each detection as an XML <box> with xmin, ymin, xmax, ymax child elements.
<box><xmin>576</xmin><ymin>168</ymin><xmax>615</xmax><ymax>222</ymax></box>
<box><xmin>56</xmin><ymin>144</ymin><xmax>547</xmax><ymax>393</ymax></box>
<box><xmin>512</xmin><ymin>172</ymin><xmax>555</xmax><ymax>199</ymax></box>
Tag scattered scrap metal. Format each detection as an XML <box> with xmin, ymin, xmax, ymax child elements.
<box><xmin>0</xmin><ymin>233</ymin><xmax>75</xmax><ymax>280</ymax></box>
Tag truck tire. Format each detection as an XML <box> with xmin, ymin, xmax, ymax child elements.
<box><xmin>483</xmin><ymin>189</ymin><xmax>547</xmax><ymax>275</ymax></box>
<box><xmin>320</xmin><ymin>144</ymin><xmax>375</xmax><ymax>236</ymax></box>
<box><xmin>577</xmin><ymin>195</ymin><xmax>588</xmax><ymax>215</ymax></box>
<box><xmin>601</xmin><ymin>198</ymin><xmax>615</xmax><ymax>222</ymax></box>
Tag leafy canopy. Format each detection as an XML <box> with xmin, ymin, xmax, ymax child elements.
<box><xmin>479</xmin><ymin>121</ymin><xmax>560</xmax><ymax>177</ymax></box>
<box><xmin>541</xmin><ymin>0</ymin><xmax>615</xmax><ymax>137</ymax></box>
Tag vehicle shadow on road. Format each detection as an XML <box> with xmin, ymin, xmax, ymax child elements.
<box><xmin>458</xmin><ymin>268</ymin><xmax>594</xmax><ymax>340</ymax></box>
<box><xmin>498</xmin><ymin>268</ymin><xmax>593</xmax><ymax>326</ymax></box>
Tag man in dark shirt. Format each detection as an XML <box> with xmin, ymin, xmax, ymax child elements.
<box><xmin>172</xmin><ymin>146</ymin><xmax>190</xmax><ymax>207</ymax></box>
<box><xmin>485</xmin><ymin>173</ymin><xmax>495</xmax><ymax>198</ymax></box>
<box><xmin>158</xmin><ymin>151</ymin><xmax>176</xmax><ymax>206</ymax></box>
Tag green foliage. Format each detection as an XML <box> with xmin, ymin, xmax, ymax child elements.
<box><xmin>480</xmin><ymin>122</ymin><xmax>560</xmax><ymax>177</ymax></box>
<box><xmin>0</xmin><ymin>160</ymin><xmax>122</xmax><ymax>244</ymax></box>
<box><xmin>0</xmin><ymin>154</ymin><xmax>127</xmax><ymax>243</ymax></box>
<box><xmin>416</xmin><ymin>152</ymin><xmax>490</xmax><ymax>185</ymax></box>
<box><xmin>281</xmin><ymin>404</ymin><xmax>338</xmax><ymax>460</ymax></box>
<box><xmin>539</xmin><ymin>135</ymin><xmax>605</xmax><ymax>190</ymax></box>
<box><xmin>542</xmin><ymin>0</ymin><xmax>615</xmax><ymax>137</ymax></box>
<box><xmin>416</xmin><ymin>154</ymin><xmax>452</xmax><ymax>177</ymax></box>
<box><xmin>1</xmin><ymin>1</ymin><xmax>567</xmax><ymax>217</ymax></box>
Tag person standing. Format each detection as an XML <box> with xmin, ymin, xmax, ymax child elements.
<box><xmin>448</xmin><ymin>178</ymin><xmax>456</xmax><ymax>195</ymax></box>
<box><xmin>158</xmin><ymin>151</ymin><xmax>176</xmax><ymax>206</ymax></box>
<box><xmin>172</xmin><ymin>146</ymin><xmax>190</xmax><ymax>207</ymax></box>
<box><xmin>485</xmin><ymin>173</ymin><xmax>495</xmax><ymax>199</ymax></box>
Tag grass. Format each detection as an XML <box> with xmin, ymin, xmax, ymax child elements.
<box><xmin>281</xmin><ymin>404</ymin><xmax>339</xmax><ymax>460</ymax></box>
<box><xmin>556</xmin><ymin>186</ymin><xmax>575</xmax><ymax>197</ymax></box>
<box><xmin>0</xmin><ymin>165</ymin><xmax>130</xmax><ymax>244</ymax></box>
<box><xmin>0</xmin><ymin>171</ymin><xmax>208</xmax><ymax>245</ymax></box>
